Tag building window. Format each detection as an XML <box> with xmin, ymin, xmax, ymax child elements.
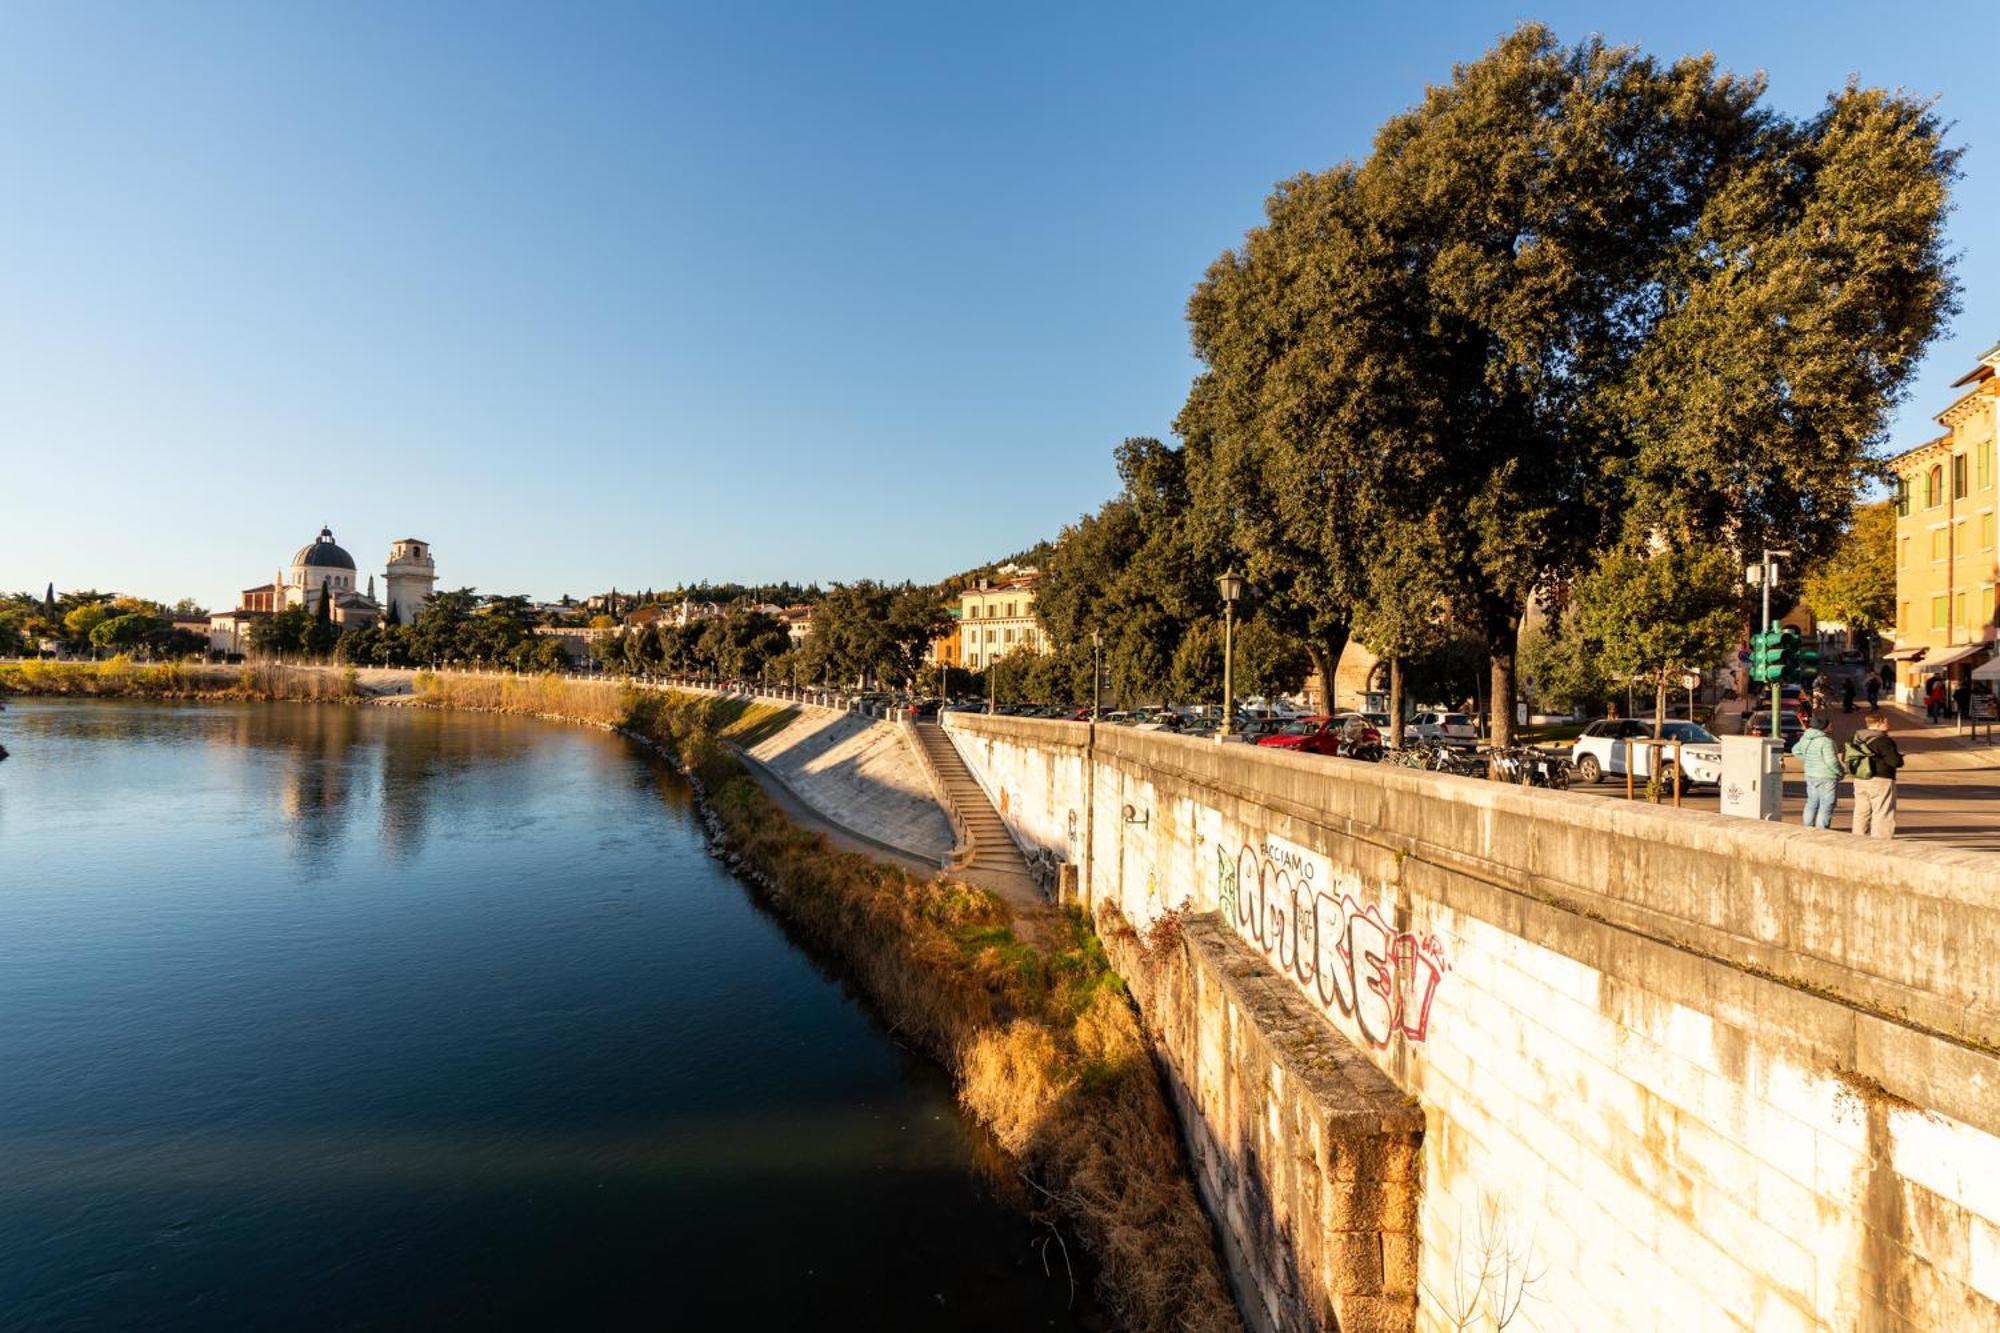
<box><xmin>1932</xmin><ymin>528</ymin><xmax>1948</xmax><ymax>562</ymax></box>
<box><xmin>1956</xmin><ymin>592</ymin><xmax>1969</xmax><ymax>627</ymax></box>
<box><xmin>1984</xmin><ymin>586</ymin><xmax>1997</xmax><ymax>627</ymax></box>
<box><xmin>1899</xmin><ymin>536</ymin><xmax>1910</xmax><ymax>568</ymax></box>
<box><xmin>1932</xmin><ymin>595</ymin><xmax>1949</xmax><ymax>631</ymax></box>
<box><xmin>1006</xmin><ymin>602</ymin><xmax>1016</xmax><ymax>618</ymax></box>
<box><xmin>1928</xmin><ymin>465</ymin><xmax>1944</xmax><ymax>508</ymax></box>
<box><xmin>1896</xmin><ymin>478</ymin><xmax>1910</xmax><ymax>517</ymax></box>
<box><xmin>1981</xmin><ymin>448</ymin><xmax>1994</xmax><ymax>492</ymax></box>
<box><xmin>1984</xmin><ymin>513</ymin><xmax>1997</xmax><ymax>551</ymax></box>
<box><xmin>1954</xmin><ymin>454</ymin><xmax>1969</xmax><ymax>500</ymax></box>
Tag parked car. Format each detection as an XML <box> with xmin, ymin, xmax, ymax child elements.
<box><xmin>1256</xmin><ymin>716</ymin><xmax>1379</xmax><ymax>758</ymax></box>
<box><xmin>1409</xmin><ymin>711</ymin><xmax>1478</xmax><ymax>747</ymax></box>
<box><xmin>1255</xmin><ymin>716</ymin><xmax>1344</xmax><ymax>756</ymax></box>
<box><xmin>1743</xmin><ymin>709</ymin><xmax>1804</xmax><ymax>751</ymax></box>
<box><xmin>1570</xmin><ymin>719</ymin><xmax>1724</xmax><ymax>787</ymax></box>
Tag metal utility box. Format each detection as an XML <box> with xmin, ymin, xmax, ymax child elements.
<box><xmin>1719</xmin><ymin>735</ymin><xmax>1783</xmax><ymax>821</ymax></box>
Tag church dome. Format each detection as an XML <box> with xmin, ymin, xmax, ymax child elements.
<box><xmin>292</xmin><ymin>527</ymin><xmax>357</xmax><ymax>570</ymax></box>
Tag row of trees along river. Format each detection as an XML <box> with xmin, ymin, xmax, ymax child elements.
<box><xmin>1026</xmin><ymin>24</ymin><xmax>1954</xmax><ymax>745</ymax></box>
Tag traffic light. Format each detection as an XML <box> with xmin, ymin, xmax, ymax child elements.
<box><xmin>1749</xmin><ymin>629</ymin><xmax>1786</xmax><ymax>683</ymax></box>
<box><xmin>1793</xmin><ymin>637</ymin><xmax>1820</xmax><ymax>683</ymax></box>
<box><xmin>1779</xmin><ymin>626</ymin><xmax>1801</xmax><ymax>682</ymax></box>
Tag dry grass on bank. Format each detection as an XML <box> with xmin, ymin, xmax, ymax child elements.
<box><xmin>625</xmin><ymin>688</ymin><xmax>1243</xmax><ymax>1333</ymax></box>
<box><xmin>412</xmin><ymin>670</ymin><xmax>630</xmax><ymax>724</ymax></box>
<box><xmin>0</xmin><ymin>658</ymin><xmax>360</xmax><ymax>701</ymax></box>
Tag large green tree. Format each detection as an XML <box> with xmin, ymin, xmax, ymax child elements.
<box><xmin>1802</xmin><ymin>499</ymin><xmax>1897</xmax><ymax>655</ymax></box>
<box><xmin>1184</xmin><ymin>24</ymin><xmax>1956</xmax><ymax>746</ymax></box>
<box><xmin>1179</xmin><ymin>167</ymin><xmax>1388</xmax><ymax>701</ymax></box>
<box><xmin>1036</xmin><ymin>437</ymin><xmax>1211</xmax><ymax>708</ymax></box>
<box><xmin>1570</xmin><ymin>543</ymin><xmax>1744</xmax><ymax>733</ymax></box>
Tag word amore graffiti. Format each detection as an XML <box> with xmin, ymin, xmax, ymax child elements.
<box><xmin>1217</xmin><ymin>832</ymin><xmax>1448</xmax><ymax>1049</ymax></box>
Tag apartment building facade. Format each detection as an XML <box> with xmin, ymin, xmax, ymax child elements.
<box><xmin>1888</xmin><ymin>341</ymin><xmax>2000</xmax><ymax>700</ymax></box>
<box><xmin>956</xmin><ymin>570</ymin><xmax>1048</xmax><ymax>671</ymax></box>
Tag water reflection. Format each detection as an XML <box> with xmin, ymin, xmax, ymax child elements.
<box><xmin>0</xmin><ymin>698</ymin><xmax>1096</xmax><ymax>1330</ymax></box>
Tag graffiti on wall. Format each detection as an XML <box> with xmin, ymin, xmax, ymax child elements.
<box><xmin>1216</xmin><ymin>833</ymin><xmax>1448</xmax><ymax>1049</ymax></box>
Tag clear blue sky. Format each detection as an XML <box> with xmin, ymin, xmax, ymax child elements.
<box><xmin>2</xmin><ymin>1</ymin><xmax>1993</xmax><ymax>609</ymax></box>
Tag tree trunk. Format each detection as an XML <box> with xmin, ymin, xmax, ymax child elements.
<box><xmin>1316</xmin><ymin>622</ymin><xmax>1352</xmax><ymax>714</ymax></box>
<box><xmin>1654</xmin><ymin>676</ymin><xmax>1667</xmax><ymax>738</ymax></box>
<box><xmin>1305</xmin><ymin>645</ymin><xmax>1332</xmax><ymax>714</ymax></box>
<box><xmin>1389</xmin><ymin>657</ymin><xmax>1405</xmax><ymax>748</ymax></box>
<box><xmin>1489</xmin><ymin>639</ymin><xmax>1519</xmax><ymax>749</ymax></box>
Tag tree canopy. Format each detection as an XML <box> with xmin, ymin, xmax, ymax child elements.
<box><xmin>1159</xmin><ymin>23</ymin><xmax>1954</xmax><ymax>739</ymax></box>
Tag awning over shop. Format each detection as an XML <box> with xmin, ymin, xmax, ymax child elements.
<box><xmin>1917</xmin><ymin>643</ymin><xmax>1988</xmax><ymax>673</ymax></box>
<box><xmin>1884</xmin><ymin>648</ymin><xmax>1927</xmax><ymax>662</ymax></box>
<box><xmin>1973</xmin><ymin>655</ymin><xmax>2000</xmax><ymax>681</ymax></box>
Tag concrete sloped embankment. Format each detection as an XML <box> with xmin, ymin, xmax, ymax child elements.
<box><xmin>723</xmin><ymin>700</ymin><xmax>956</xmax><ymax>866</ymax></box>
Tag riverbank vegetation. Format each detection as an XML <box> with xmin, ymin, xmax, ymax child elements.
<box><xmin>411</xmin><ymin>673</ymin><xmax>1241</xmax><ymax>1333</ymax></box>
<box><xmin>0</xmin><ymin>658</ymin><xmax>362</xmax><ymax>701</ymax></box>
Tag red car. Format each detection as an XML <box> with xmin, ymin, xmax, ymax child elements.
<box><xmin>1255</xmin><ymin>716</ymin><xmax>1352</xmax><ymax>756</ymax></box>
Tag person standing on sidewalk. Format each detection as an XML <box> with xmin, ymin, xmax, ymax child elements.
<box><xmin>1954</xmin><ymin>678</ymin><xmax>1972</xmax><ymax>725</ymax></box>
<box><xmin>1845</xmin><ymin>712</ymin><xmax>1904</xmax><ymax>838</ymax></box>
<box><xmin>1794</xmin><ymin>713</ymin><xmax>1842</xmax><ymax>829</ymax></box>
<box><xmin>1865</xmin><ymin>671</ymin><xmax>1881</xmax><ymax>708</ymax></box>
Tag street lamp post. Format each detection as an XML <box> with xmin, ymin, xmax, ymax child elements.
<box><xmin>1091</xmin><ymin>629</ymin><xmax>1102</xmax><ymax>723</ymax></box>
<box><xmin>1217</xmin><ymin>570</ymin><xmax>1247</xmax><ymax>739</ymax></box>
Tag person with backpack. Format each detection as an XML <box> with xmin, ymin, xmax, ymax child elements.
<box><xmin>1925</xmin><ymin>677</ymin><xmax>1946</xmax><ymax>723</ymax></box>
<box><xmin>1846</xmin><ymin>712</ymin><xmax>1904</xmax><ymax>838</ymax></box>
<box><xmin>1793</xmin><ymin>712</ymin><xmax>1842</xmax><ymax>829</ymax></box>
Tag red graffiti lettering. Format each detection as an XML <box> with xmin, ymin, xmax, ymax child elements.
<box><xmin>1218</xmin><ymin>843</ymin><xmax>1449</xmax><ymax>1048</ymax></box>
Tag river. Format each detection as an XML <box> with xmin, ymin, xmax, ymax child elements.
<box><xmin>0</xmin><ymin>699</ymin><xmax>1093</xmax><ymax>1330</ymax></box>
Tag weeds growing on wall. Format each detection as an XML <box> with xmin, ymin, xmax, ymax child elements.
<box><xmin>413</xmin><ymin>677</ymin><xmax>1242</xmax><ymax>1333</ymax></box>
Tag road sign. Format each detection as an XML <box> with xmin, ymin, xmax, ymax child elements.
<box><xmin>1680</xmin><ymin>672</ymin><xmax>1701</xmax><ymax>690</ymax></box>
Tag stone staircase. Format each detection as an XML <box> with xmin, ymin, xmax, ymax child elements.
<box><xmin>910</xmin><ymin>720</ymin><xmax>1044</xmax><ymax>915</ymax></box>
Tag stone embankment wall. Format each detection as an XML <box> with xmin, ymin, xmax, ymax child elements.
<box><xmin>944</xmin><ymin>713</ymin><xmax>2000</xmax><ymax>1332</ymax></box>
<box><xmin>669</xmin><ymin>687</ymin><xmax>953</xmax><ymax>865</ymax></box>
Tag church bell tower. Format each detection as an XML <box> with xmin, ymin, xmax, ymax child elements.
<box><xmin>383</xmin><ymin>539</ymin><xmax>437</xmax><ymax>625</ymax></box>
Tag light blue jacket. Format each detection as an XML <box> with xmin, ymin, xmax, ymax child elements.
<box><xmin>1794</xmin><ymin>726</ymin><xmax>1842</xmax><ymax>782</ymax></box>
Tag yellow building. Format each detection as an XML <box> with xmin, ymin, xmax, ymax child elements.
<box><xmin>1888</xmin><ymin>341</ymin><xmax>2000</xmax><ymax>700</ymax></box>
<box><xmin>928</xmin><ymin>609</ymin><xmax>963</xmax><ymax>669</ymax></box>
<box><xmin>957</xmin><ymin>569</ymin><xmax>1048</xmax><ymax>670</ymax></box>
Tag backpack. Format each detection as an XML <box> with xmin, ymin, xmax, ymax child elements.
<box><xmin>1843</xmin><ymin>737</ymin><xmax>1877</xmax><ymax>780</ymax></box>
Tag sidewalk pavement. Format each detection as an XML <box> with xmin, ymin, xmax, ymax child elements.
<box><xmin>1685</xmin><ymin>697</ymin><xmax>2000</xmax><ymax>852</ymax></box>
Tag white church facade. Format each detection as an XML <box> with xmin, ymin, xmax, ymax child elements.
<box><xmin>208</xmin><ymin>527</ymin><xmax>436</xmax><ymax>655</ymax></box>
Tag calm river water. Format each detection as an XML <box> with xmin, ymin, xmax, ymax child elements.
<box><xmin>0</xmin><ymin>700</ymin><xmax>1092</xmax><ymax>1330</ymax></box>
